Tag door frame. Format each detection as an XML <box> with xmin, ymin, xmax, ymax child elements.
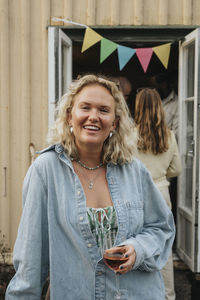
<box><xmin>177</xmin><ymin>28</ymin><xmax>200</xmax><ymax>272</ymax></box>
<box><xmin>48</xmin><ymin>27</ymin><xmax>72</xmax><ymax>129</ymax></box>
<box><xmin>48</xmin><ymin>25</ymin><xmax>200</xmax><ymax>272</ymax></box>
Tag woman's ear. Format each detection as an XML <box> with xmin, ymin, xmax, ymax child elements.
<box><xmin>112</xmin><ymin>118</ymin><xmax>119</xmax><ymax>131</ymax></box>
<box><xmin>66</xmin><ymin>110</ymin><xmax>72</xmax><ymax>125</ymax></box>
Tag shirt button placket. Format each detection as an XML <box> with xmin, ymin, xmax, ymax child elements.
<box><xmin>95</xmin><ymin>263</ymin><xmax>105</xmax><ymax>300</ymax></box>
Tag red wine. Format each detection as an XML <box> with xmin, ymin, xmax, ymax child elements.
<box><xmin>103</xmin><ymin>252</ymin><xmax>128</xmax><ymax>271</ymax></box>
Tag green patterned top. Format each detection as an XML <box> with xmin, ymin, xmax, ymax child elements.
<box><xmin>87</xmin><ymin>206</ymin><xmax>118</xmax><ymax>256</ymax></box>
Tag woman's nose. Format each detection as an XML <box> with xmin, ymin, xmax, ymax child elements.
<box><xmin>88</xmin><ymin>109</ymin><xmax>98</xmax><ymax>121</ymax></box>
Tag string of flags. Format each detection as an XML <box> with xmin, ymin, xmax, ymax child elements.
<box><xmin>52</xmin><ymin>18</ymin><xmax>172</xmax><ymax>72</ymax></box>
<box><xmin>82</xmin><ymin>27</ymin><xmax>171</xmax><ymax>72</ymax></box>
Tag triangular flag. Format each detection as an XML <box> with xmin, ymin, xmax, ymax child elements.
<box><xmin>117</xmin><ymin>45</ymin><xmax>136</xmax><ymax>70</ymax></box>
<box><xmin>81</xmin><ymin>27</ymin><xmax>102</xmax><ymax>52</ymax></box>
<box><xmin>136</xmin><ymin>48</ymin><xmax>153</xmax><ymax>73</ymax></box>
<box><xmin>100</xmin><ymin>38</ymin><xmax>118</xmax><ymax>63</ymax></box>
<box><xmin>153</xmin><ymin>43</ymin><xmax>171</xmax><ymax>69</ymax></box>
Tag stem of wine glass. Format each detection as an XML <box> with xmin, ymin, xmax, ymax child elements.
<box><xmin>115</xmin><ymin>272</ymin><xmax>121</xmax><ymax>299</ymax></box>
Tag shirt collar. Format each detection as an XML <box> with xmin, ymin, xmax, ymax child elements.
<box><xmin>162</xmin><ymin>90</ymin><xmax>176</xmax><ymax>105</ymax></box>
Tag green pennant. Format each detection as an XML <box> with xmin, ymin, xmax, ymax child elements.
<box><xmin>100</xmin><ymin>38</ymin><xmax>118</xmax><ymax>63</ymax></box>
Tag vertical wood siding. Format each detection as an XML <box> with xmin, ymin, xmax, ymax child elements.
<box><xmin>0</xmin><ymin>0</ymin><xmax>200</xmax><ymax>250</ymax></box>
<box><xmin>0</xmin><ymin>0</ymin><xmax>10</xmax><ymax>249</ymax></box>
<box><xmin>9</xmin><ymin>0</ymin><xmax>30</xmax><ymax>248</ymax></box>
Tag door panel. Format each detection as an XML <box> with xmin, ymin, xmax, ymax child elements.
<box><xmin>177</xmin><ymin>28</ymin><xmax>200</xmax><ymax>272</ymax></box>
<box><xmin>48</xmin><ymin>27</ymin><xmax>72</xmax><ymax>129</ymax></box>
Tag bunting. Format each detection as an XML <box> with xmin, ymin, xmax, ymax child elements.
<box><xmin>81</xmin><ymin>27</ymin><xmax>102</xmax><ymax>52</ymax></box>
<box><xmin>117</xmin><ymin>45</ymin><xmax>136</xmax><ymax>71</ymax></box>
<box><xmin>136</xmin><ymin>48</ymin><xmax>153</xmax><ymax>73</ymax></box>
<box><xmin>51</xmin><ymin>18</ymin><xmax>172</xmax><ymax>72</ymax></box>
<box><xmin>153</xmin><ymin>43</ymin><xmax>171</xmax><ymax>69</ymax></box>
<box><xmin>100</xmin><ymin>38</ymin><xmax>118</xmax><ymax>63</ymax></box>
<box><xmin>82</xmin><ymin>27</ymin><xmax>171</xmax><ymax>71</ymax></box>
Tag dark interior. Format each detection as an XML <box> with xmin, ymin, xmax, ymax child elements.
<box><xmin>62</xmin><ymin>26</ymin><xmax>195</xmax><ymax>115</ymax></box>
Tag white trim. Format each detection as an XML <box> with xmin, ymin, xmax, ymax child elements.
<box><xmin>48</xmin><ymin>27</ymin><xmax>56</xmax><ymax>129</ymax></box>
<box><xmin>48</xmin><ymin>28</ymin><xmax>72</xmax><ymax>129</ymax></box>
<box><xmin>178</xmin><ymin>28</ymin><xmax>200</xmax><ymax>272</ymax></box>
<box><xmin>58</xmin><ymin>29</ymin><xmax>72</xmax><ymax>99</ymax></box>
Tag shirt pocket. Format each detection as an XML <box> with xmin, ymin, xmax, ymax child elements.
<box><xmin>124</xmin><ymin>198</ymin><xmax>144</xmax><ymax>236</ymax></box>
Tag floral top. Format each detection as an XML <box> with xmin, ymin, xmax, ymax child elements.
<box><xmin>87</xmin><ymin>206</ymin><xmax>118</xmax><ymax>256</ymax></box>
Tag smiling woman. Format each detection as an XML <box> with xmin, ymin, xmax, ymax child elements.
<box><xmin>6</xmin><ymin>74</ymin><xmax>175</xmax><ymax>300</ymax></box>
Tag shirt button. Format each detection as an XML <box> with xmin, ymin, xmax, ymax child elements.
<box><xmin>97</xmin><ymin>271</ymin><xmax>102</xmax><ymax>276</ymax></box>
<box><xmin>79</xmin><ymin>216</ymin><xmax>84</xmax><ymax>221</ymax></box>
<box><xmin>87</xmin><ymin>243</ymin><xmax>92</xmax><ymax>248</ymax></box>
<box><xmin>77</xmin><ymin>190</ymin><xmax>81</xmax><ymax>196</ymax></box>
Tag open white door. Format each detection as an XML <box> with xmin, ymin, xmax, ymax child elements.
<box><xmin>48</xmin><ymin>27</ymin><xmax>72</xmax><ymax>129</ymax></box>
<box><xmin>177</xmin><ymin>28</ymin><xmax>200</xmax><ymax>272</ymax></box>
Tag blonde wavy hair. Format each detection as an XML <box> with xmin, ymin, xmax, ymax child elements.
<box><xmin>134</xmin><ymin>88</ymin><xmax>170</xmax><ymax>154</ymax></box>
<box><xmin>47</xmin><ymin>74</ymin><xmax>136</xmax><ymax>164</ymax></box>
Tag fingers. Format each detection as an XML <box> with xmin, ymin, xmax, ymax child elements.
<box><xmin>104</xmin><ymin>245</ymin><xmax>126</xmax><ymax>255</ymax></box>
<box><xmin>104</xmin><ymin>244</ymin><xmax>136</xmax><ymax>274</ymax></box>
<box><xmin>124</xmin><ymin>245</ymin><xmax>135</xmax><ymax>258</ymax></box>
<box><xmin>115</xmin><ymin>245</ymin><xmax>136</xmax><ymax>274</ymax></box>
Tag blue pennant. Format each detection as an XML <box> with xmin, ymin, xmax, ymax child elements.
<box><xmin>117</xmin><ymin>45</ymin><xmax>136</xmax><ymax>70</ymax></box>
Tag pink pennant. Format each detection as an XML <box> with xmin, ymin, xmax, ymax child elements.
<box><xmin>136</xmin><ymin>48</ymin><xmax>153</xmax><ymax>73</ymax></box>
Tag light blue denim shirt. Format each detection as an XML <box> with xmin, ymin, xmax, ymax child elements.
<box><xmin>6</xmin><ymin>144</ymin><xmax>175</xmax><ymax>300</ymax></box>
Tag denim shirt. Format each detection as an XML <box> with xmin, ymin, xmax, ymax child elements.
<box><xmin>6</xmin><ymin>144</ymin><xmax>175</xmax><ymax>300</ymax></box>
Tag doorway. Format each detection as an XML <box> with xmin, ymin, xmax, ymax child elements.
<box><xmin>48</xmin><ymin>26</ymin><xmax>200</xmax><ymax>272</ymax></box>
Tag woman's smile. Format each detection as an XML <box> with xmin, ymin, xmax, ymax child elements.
<box><xmin>83</xmin><ymin>124</ymin><xmax>100</xmax><ymax>132</ymax></box>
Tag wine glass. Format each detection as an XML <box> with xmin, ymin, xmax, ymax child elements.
<box><xmin>103</xmin><ymin>251</ymin><xmax>128</xmax><ymax>298</ymax></box>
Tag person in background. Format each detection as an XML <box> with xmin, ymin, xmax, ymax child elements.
<box><xmin>6</xmin><ymin>75</ymin><xmax>175</xmax><ymax>300</ymax></box>
<box><xmin>152</xmin><ymin>72</ymin><xmax>179</xmax><ymax>233</ymax></box>
<box><xmin>117</xmin><ymin>76</ymin><xmax>132</xmax><ymax>101</ymax></box>
<box><xmin>153</xmin><ymin>72</ymin><xmax>179</xmax><ymax>140</ymax></box>
<box><xmin>134</xmin><ymin>88</ymin><xmax>181</xmax><ymax>300</ymax></box>
<box><xmin>111</xmin><ymin>76</ymin><xmax>134</xmax><ymax>117</ymax></box>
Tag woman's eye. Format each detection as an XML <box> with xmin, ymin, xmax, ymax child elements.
<box><xmin>100</xmin><ymin>108</ymin><xmax>109</xmax><ymax>112</ymax></box>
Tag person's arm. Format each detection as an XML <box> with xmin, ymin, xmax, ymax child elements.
<box><xmin>167</xmin><ymin>131</ymin><xmax>181</xmax><ymax>178</ymax></box>
<box><xmin>119</xmin><ymin>166</ymin><xmax>175</xmax><ymax>272</ymax></box>
<box><xmin>6</xmin><ymin>162</ymin><xmax>49</xmax><ymax>299</ymax></box>
<box><xmin>171</xmin><ymin>99</ymin><xmax>179</xmax><ymax>140</ymax></box>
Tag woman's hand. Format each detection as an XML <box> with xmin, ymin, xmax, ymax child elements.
<box><xmin>104</xmin><ymin>244</ymin><xmax>136</xmax><ymax>274</ymax></box>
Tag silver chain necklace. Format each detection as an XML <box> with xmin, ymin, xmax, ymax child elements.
<box><xmin>77</xmin><ymin>159</ymin><xmax>103</xmax><ymax>171</ymax></box>
<box><xmin>76</xmin><ymin>167</ymin><xmax>102</xmax><ymax>190</ymax></box>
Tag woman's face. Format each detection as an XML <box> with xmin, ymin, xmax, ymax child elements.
<box><xmin>69</xmin><ymin>84</ymin><xmax>117</xmax><ymax>152</ymax></box>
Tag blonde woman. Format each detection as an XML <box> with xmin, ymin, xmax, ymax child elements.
<box><xmin>6</xmin><ymin>75</ymin><xmax>175</xmax><ymax>300</ymax></box>
<box><xmin>134</xmin><ymin>88</ymin><xmax>181</xmax><ymax>300</ymax></box>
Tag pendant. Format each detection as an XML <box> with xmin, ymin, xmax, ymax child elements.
<box><xmin>89</xmin><ymin>181</ymin><xmax>94</xmax><ymax>189</ymax></box>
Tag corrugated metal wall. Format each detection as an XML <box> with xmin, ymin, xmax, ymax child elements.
<box><xmin>50</xmin><ymin>0</ymin><xmax>200</xmax><ymax>26</ymax></box>
<box><xmin>0</xmin><ymin>0</ymin><xmax>200</xmax><ymax>251</ymax></box>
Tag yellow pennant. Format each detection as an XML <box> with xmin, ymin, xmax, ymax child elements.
<box><xmin>153</xmin><ymin>43</ymin><xmax>171</xmax><ymax>69</ymax></box>
<box><xmin>81</xmin><ymin>27</ymin><xmax>102</xmax><ymax>53</ymax></box>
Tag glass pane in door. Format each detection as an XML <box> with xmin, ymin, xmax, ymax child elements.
<box><xmin>183</xmin><ymin>101</ymin><xmax>194</xmax><ymax>209</ymax></box>
<box><xmin>62</xmin><ymin>43</ymin><xmax>68</xmax><ymax>95</ymax></box>
<box><xmin>187</xmin><ymin>43</ymin><xmax>195</xmax><ymax>98</ymax></box>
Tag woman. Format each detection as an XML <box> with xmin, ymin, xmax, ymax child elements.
<box><xmin>134</xmin><ymin>88</ymin><xmax>181</xmax><ymax>300</ymax></box>
<box><xmin>6</xmin><ymin>75</ymin><xmax>175</xmax><ymax>300</ymax></box>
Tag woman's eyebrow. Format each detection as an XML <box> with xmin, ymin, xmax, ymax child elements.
<box><xmin>79</xmin><ymin>101</ymin><xmax>91</xmax><ymax>105</ymax></box>
<box><xmin>100</xmin><ymin>105</ymin><xmax>111</xmax><ymax>109</ymax></box>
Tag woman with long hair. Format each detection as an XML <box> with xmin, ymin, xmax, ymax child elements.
<box><xmin>6</xmin><ymin>76</ymin><xmax>175</xmax><ymax>300</ymax></box>
<box><xmin>134</xmin><ymin>88</ymin><xmax>181</xmax><ymax>300</ymax></box>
